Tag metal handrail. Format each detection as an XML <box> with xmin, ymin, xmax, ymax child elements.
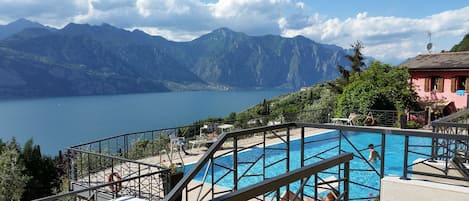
<box><xmin>164</xmin><ymin>123</ymin><xmax>296</xmax><ymax>201</ymax></box>
<box><xmin>164</xmin><ymin>122</ymin><xmax>469</xmax><ymax>201</ymax></box>
<box><xmin>433</xmin><ymin>108</ymin><xmax>469</xmax><ymax>124</ymax></box>
<box><xmin>211</xmin><ymin>153</ymin><xmax>353</xmax><ymax>201</ymax></box>
<box><xmin>33</xmin><ymin>169</ymin><xmax>170</xmax><ymax>201</ymax></box>
<box><xmin>68</xmin><ymin>148</ymin><xmax>163</xmax><ymax>168</ymax></box>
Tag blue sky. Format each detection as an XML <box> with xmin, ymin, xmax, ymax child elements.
<box><xmin>0</xmin><ymin>0</ymin><xmax>467</xmax><ymax>64</ymax></box>
<box><xmin>306</xmin><ymin>1</ymin><xmax>468</xmax><ymax>19</ymax></box>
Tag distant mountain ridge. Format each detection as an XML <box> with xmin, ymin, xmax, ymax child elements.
<box><xmin>0</xmin><ymin>19</ymin><xmax>351</xmax><ymax>98</ymax></box>
<box><xmin>0</xmin><ymin>18</ymin><xmax>54</xmax><ymax>40</ymax></box>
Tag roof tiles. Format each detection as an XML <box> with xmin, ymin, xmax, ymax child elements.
<box><xmin>401</xmin><ymin>51</ymin><xmax>469</xmax><ymax>70</ymax></box>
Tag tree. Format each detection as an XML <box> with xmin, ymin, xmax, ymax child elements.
<box><xmin>336</xmin><ymin>61</ymin><xmax>418</xmax><ymax>116</ymax></box>
<box><xmin>0</xmin><ymin>144</ymin><xmax>29</xmax><ymax>201</ymax></box>
<box><xmin>21</xmin><ymin>139</ymin><xmax>61</xmax><ymax>200</ymax></box>
<box><xmin>332</xmin><ymin>40</ymin><xmax>367</xmax><ymax>93</ymax></box>
<box><xmin>347</xmin><ymin>41</ymin><xmax>366</xmax><ymax>74</ymax></box>
<box><xmin>450</xmin><ymin>33</ymin><xmax>469</xmax><ymax>52</ymax></box>
<box><xmin>225</xmin><ymin>112</ymin><xmax>237</xmax><ymax>123</ymax></box>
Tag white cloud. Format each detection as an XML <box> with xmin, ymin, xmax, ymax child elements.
<box><xmin>136</xmin><ymin>0</ymin><xmax>192</xmax><ymax>16</ymax></box>
<box><xmin>280</xmin><ymin>6</ymin><xmax>469</xmax><ymax>63</ymax></box>
<box><xmin>207</xmin><ymin>0</ymin><xmax>291</xmax><ymax>34</ymax></box>
<box><xmin>0</xmin><ymin>0</ymin><xmax>86</xmax><ymax>27</ymax></box>
<box><xmin>130</xmin><ymin>26</ymin><xmax>209</xmax><ymax>41</ymax></box>
<box><xmin>0</xmin><ymin>1</ymin><xmax>467</xmax><ymax>64</ymax></box>
<box><xmin>91</xmin><ymin>0</ymin><xmax>135</xmax><ymax>11</ymax></box>
<box><xmin>296</xmin><ymin>2</ymin><xmax>305</xmax><ymax>9</ymax></box>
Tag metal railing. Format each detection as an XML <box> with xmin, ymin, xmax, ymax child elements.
<box><xmin>425</xmin><ymin>109</ymin><xmax>469</xmax><ymax>182</ymax></box>
<box><xmin>36</xmin><ymin>108</ymin><xmax>441</xmax><ymax>201</ymax></box>
<box><xmin>33</xmin><ymin>170</ymin><xmax>168</xmax><ymax>201</ymax></box>
<box><xmin>70</xmin><ymin>126</ymin><xmax>201</xmax><ymax>163</ymax></box>
<box><xmin>432</xmin><ymin>108</ymin><xmax>469</xmax><ymax>135</ymax></box>
<box><xmin>212</xmin><ymin>153</ymin><xmax>353</xmax><ymax>201</ymax></box>
<box><xmin>351</xmin><ymin>109</ymin><xmax>427</xmax><ymax>127</ymax></box>
<box><xmin>164</xmin><ymin>122</ymin><xmax>469</xmax><ymax>201</ymax></box>
<box><xmin>43</xmin><ymin>148</ymin><xmax>171</xmax><ymax>201</ymax></box>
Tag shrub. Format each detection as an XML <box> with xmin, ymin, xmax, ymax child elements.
<box><xmin>406</xmin><ymin>120</ymin><xmax>422</xmax><ymax>129</ymax></box>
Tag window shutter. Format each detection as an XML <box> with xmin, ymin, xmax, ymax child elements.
<box><xmin>437</xmin><ymin>78</ymin><xmax>444</xmax><ymax>92</ymax></box>
<box><xmin>466</xmin><ymin>78</ymin><xmax>469</xmax><ymax>93</ymax></box>
<box><xmin>451</xmin><ymin>77</ymin><xmax>456</xmax><ymax>92</ymax></box>
<box><xmin>424</xmin><ymin>78</ymin><xmax>430</xmax><ymax>92</ymax></box>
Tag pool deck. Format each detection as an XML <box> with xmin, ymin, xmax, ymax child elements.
<box><xmin>141</xmin><ymin>127</ymin><xmax>335</xmax><ymax>200</ymax></box>
<box><xmin>140</xmin><ymin>127</ymin><xmax>334</xmax><ymax>167</ymax></box>
<box><xmin>149</xmin><ymin>125</ymin><xmax>431</xmax><ymax>167</ymax></box>
<box><xmin>83</xmin><ymin>126</ymin><xmax>433</xmax><ymax>200</ymax></box>
<box><xmin>154</xmin><ymin>126</ymin><xmax>432</xmax><ymax>200</ymax></box>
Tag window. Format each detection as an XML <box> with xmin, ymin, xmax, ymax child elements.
<box><xmin>424</xmin><ymin>76</ymin><xmax>444</xmax><ymax>92</ymax></box>
<box><xmin>451</xmin><ymin>76</ymin><xmax>469</xmax><ymax>92</ymax></box>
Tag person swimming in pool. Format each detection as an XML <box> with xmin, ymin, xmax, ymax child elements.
<box><xmin>368</xmin><ymin>144</ymin><xmax>380</xmax><ymax>162</ymax></box>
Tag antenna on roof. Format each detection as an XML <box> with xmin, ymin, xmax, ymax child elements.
<box><xmin>426</xmin><ymin>32</ymin><xmax>433</xmax><ymax>53</ymax></box>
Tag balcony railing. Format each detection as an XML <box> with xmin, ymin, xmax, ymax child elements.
<box><xmin>164</xmin><ymin>122</ymin><xmax>468</xmax><ymax>201</ymax></box>
<box><xmin>212</xmin><ymin>153</ymin><xmax>353</xmax><ymax>201</ymax></box>
<box><xmin>34</xmin><ymin>148</ymin><xmax>170</xmax><ymax>201</ymax></box>
<box><xmin>35</xmin><ymin>108</ymin><xmax>466</xmax><ymax>201</ymax></box>
<box><xmin>33</xmin><ymin>169</ymin><xmax>168</xmax><ymax>201</ymax></box>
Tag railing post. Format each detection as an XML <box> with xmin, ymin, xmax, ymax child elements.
<box><xmin>88</xmin><ymin>152</ymin><xmax>91</xmax><ymax>189</ymax></box>
<box><xmin>338</xmin><ymin>129</ymin><xmax>343</xmax><ymax>191</ymax></box>
<box><xmin>380</xmin><ymin>132</ymin><xmax>386</xmax><ymax>178</ymax></box>
<box><xmin>444</xmin><ymin>138</ymin><xmax>450</xmax><ymax>175</ymax></box>
<box><xmin>401</xmin><ymin>135</ymin><xmax>410</xmax><ymax>180</ymax></box>
<box><xmin>344</xmin><ymin>160</ymin><xmax>350</xmax><ymax>201</ymax></box>
<box><xmin>152</xmin><ymin>131</ymin><xmax>155</xmax><ymax>156</ymax></box>
<box><xmin>116</xmin><ymin>138</ymin><xmax>119</xmax><ymax>157</ymax></box>
<box><xmin>125</xmin><ymin>135</ymin><xmax>129</xmax><ymax>158</ymax></box>
<box><xmin>111</xmin><ymin>157</ymin><xmax>114</xmax><ymax>191</ymax></box>
<box><xmin>301</xmin><ymin>127</ymin><xmax>305</xmax><ymax>168</ymax></box>
<box><xmin>314</xmin><ymin>173</ymin><xmax>318</xmax><ymax>201</ymax></box>
<box><xmin>185</xmin><ymin>171</ymin><xmax>189</xmax><ymax>201</ymax></box>
<box><xmin>263</xmin><ymin>131</ymin><xmax>266</xmax><ymax>181</ymax></box>
<box><xmin>432</xmin><ymin>126</ymin><xmax>437</xmax><ymax>160</ymax></box>
<box><xmin>300</xmin><ymin>126</ymin><xmax>305</xmax><ymax>201</ymax></box>
<box><xmin>286</xmin><ymin>127</ymin><xmax>291</xmax><ymax>194</ymax></box>
<box><xmin>233</xmin><ymin>136</ymin><xmax>238</xmax><ymax>191</ymax></box>
<box><xmin>211</xmin><ymin>155</ymin><xmax>215</xmax><ymax>200</ymax></box>
<box><xmin>338</xmin><ymin>129</ymin><xmax>343</xmax><ymax>154</ymax></box>
<box><xmin>287</xmin><ymin>127</ymin><xmax>290</xmax><ymax>173</ymax></box>
<box><xmin>138</xmin><ymin>163</ymin><xmax>141</xmax><ymax>197</ymax></box>
<box><xmin>99</xmin><ymin>141</ymin><xmax>102</xmax><ymax>167</ymax></box>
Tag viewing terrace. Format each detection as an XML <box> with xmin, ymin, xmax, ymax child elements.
<box><xmin>34</xmin><ymin>109</ymin><xmax>469</xmax><ymax>201</ymax></box>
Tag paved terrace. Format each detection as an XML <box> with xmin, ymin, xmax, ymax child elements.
<box><xmin>77</xmin><ymin>127</ymin><xmax>335</xmax><ymax>200</ymax></box>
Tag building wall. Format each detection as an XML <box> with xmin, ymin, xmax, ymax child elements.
<box><xmin>381</xmin><ymin>176</ymin><xmax>469</xmax><ymax>201</ymax></box>
<box><xmin>410</xmin><ymin>71</ymin><xmax>468</xmax><ymax>108</ymax></box>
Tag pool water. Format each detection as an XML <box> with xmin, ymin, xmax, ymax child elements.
<box><xmin>185</xmin><ymin>131</ymin><xmax>431</xmax><ymax>199</ymax></box>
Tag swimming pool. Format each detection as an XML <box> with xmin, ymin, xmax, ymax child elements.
<box><xmin>185</xmin><ymin>130</ymin><xmax>431</xmax><ymax>199</ymax></box>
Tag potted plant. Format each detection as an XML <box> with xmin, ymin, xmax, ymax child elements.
<box><xmin>163</xmin><ymin>163</ymin><xmax>184</xmax><ymax>201</ymax></box>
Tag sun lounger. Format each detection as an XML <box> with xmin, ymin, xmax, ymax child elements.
<box><xmin>331</xmin><ymin>113</ymin><xmax>359</xmax><ymax>125</ymax></box>
<box><xmin>189</xmin><ymin>135</ymin><xmax>218</xmax><ymax>152</ymax></box>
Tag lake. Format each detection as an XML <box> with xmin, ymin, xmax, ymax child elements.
<box><xmin>0</xmin><ymin>90</ymin><xmax>291</xmax><ymax>155</ymax></box>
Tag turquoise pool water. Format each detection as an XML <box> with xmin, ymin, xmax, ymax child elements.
<box><xmin>185</xmin><ymin>131</ymin><xmax>431</xmax><ymax>199</ymax></box>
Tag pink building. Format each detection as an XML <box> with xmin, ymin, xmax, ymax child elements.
<box><xmin>402</xmin><ymin>51</ymin><xmax>469</xmax><ymax>110</ymax></box>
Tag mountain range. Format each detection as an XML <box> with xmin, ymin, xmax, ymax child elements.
<box><xmin>0</xmin><ymin>19</ymin><xmax>352</xmax><ymax>98</ymax></box>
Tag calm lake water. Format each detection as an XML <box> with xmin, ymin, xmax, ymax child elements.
<box><xmin>0</xmin><ymin>90</ymin><xmax>290</xmax><ymax>155</ymax></box>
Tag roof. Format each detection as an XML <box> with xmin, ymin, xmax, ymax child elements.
<box><xmin>401</xmin><ymin>51</ymin><xmax>469</xmax><ymax>71</ymax></box>
<box><xmin>217</xmin><ymin>124</ymin><xmax>233</xmax><ymax>129</ymax></box>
